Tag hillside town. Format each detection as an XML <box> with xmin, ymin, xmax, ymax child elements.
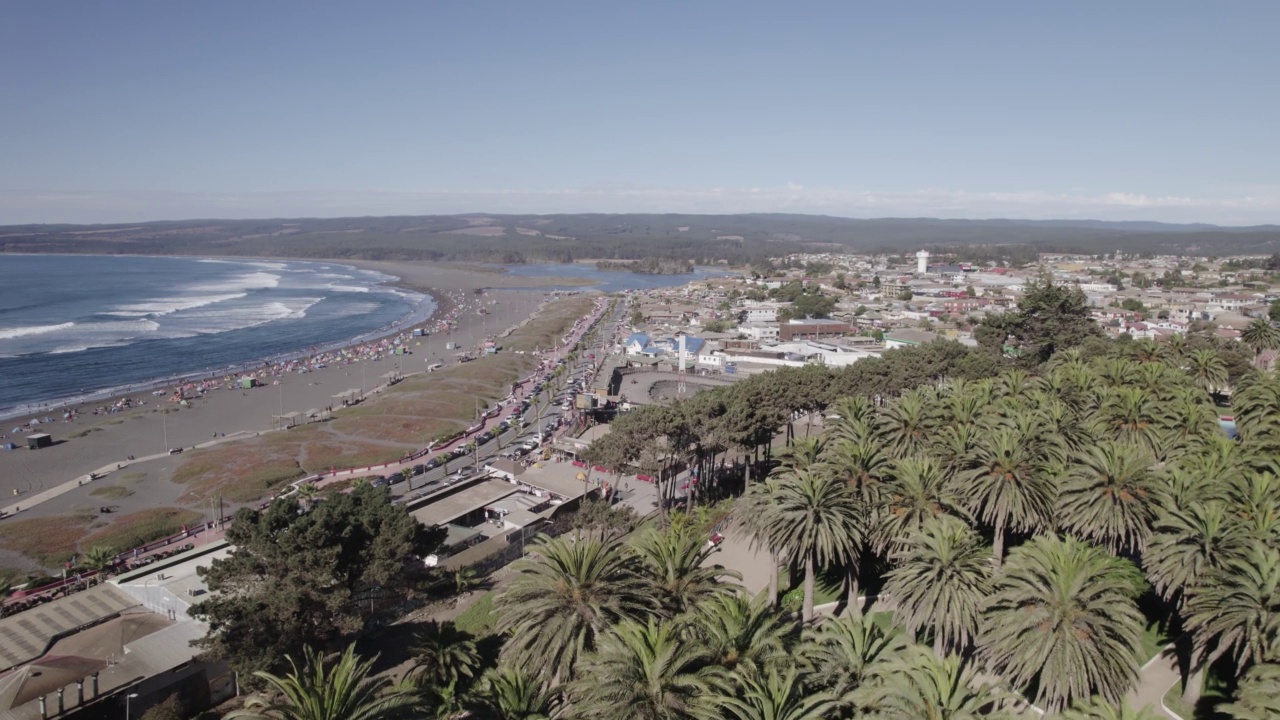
<box><xmin>613</xmin><ymin>251</ymin><xmax>1280</xmax><ymax>384</ymax></box>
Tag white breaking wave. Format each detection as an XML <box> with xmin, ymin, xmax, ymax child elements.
<box><xmin>326</xmin><ymin>283</ymin><xmax>369</xmax><ymax>293</ymax></box>
<box><xmin>17</xmin><ymin>319</ymin><xmax>161</xmax><ymax>355</ymax></box>
<box><xmin>0</xmin><ymin>321</ymin><xmax>76</xmax><ymax>340</ymax></box>
<box><xmin>178</xmin><ymin>297</ymin><xmax>322</xmax><ymax>335</ymax></box>
<box><xmin>247</xmin><ymin>261</ymin><xmax>289</xmax><ymax>271</ymax></box>
<box><xmin>189</xmin><ymin>271</ymin><xmax>281</xmax><ymax>293</ymax></box>
<box><xmin>105</xmin><ymin>292</ymin><xmax>248</xmax><ymax>317</ymax></box>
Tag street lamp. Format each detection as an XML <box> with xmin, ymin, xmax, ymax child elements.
<box><xmin>125</xmin><ymin>692</ymin><xmax>139</xmax><ymax>720</ymax></box>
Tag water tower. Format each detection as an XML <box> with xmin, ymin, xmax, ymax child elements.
<box><xmin>916</xmin><ymin>250</ymin><xmax>930</xmax><ymax>274</ymax></box>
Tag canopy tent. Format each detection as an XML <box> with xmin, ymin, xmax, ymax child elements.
<box><xmin>0</xmin><ymin>655</ymin><xmax>107</xmax><ymax>710</ymax></box>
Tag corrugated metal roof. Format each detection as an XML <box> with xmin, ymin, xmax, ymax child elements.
<box><xmin>0</xmin><ymin>585</ymin><xmax>139</xmax><ymax>672</ymax></box>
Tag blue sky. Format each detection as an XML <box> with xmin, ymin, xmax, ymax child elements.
<box><xmin>1</xmin><ymin>1</ymin><xmax>1277</xmax><ymax>224</ymax></box>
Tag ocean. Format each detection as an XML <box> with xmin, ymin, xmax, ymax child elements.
<box><xmin>0</xmin><ymin>255</ymin><xmax>432</xmax><ymax>418</ymax></box>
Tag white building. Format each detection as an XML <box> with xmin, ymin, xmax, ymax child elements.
<box><xmin>741</xmin><ymin>305</ymin><xmax>779</xmax><ymax>323</ymax></box>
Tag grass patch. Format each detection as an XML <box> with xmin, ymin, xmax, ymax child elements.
<box><xmin>117</xmin><ymin>472</ymin><xmax>146</xmax><ymax>484</ymax></box>
<box><xmin>454</xmin><ymin>593</ymin><xmax>497</xmax><ymax>635</ymax></box>
<box><xmin>504</xmin><ymin>297</ymin><xmax>595</xmax><ymax>353</ymax></box>
<box><xmin>67</xmin><ymin>426</ymin><xmax>103</xmax><ymax>439</ymax></box>
<box><xmin>81</xmin><ymin>507</ymin><xmax>204</xmax><ymax>552</ymax></box>
<box><xmin>173</xmin><ymin>440</ymin><xmax>305</xmax><ymax>503</ymax></box>
<box><xmin>1140</xmin><ymin>620</ymin><xmax>1172</xmax><ymax>664</ymax></box>
<box><xmin>0</xmin><ymin>515</ymin><xmax>95</xmax><ymax>566</ymax></box>
<box><xmin>300</xmin><ymin>441</ymin><xmax>408</xmax><ymax>474</ymax></box>
<box><xmin>1164</xmin><ymin>675</ymin><xmax>1232</xmax><ymax>720</ymax></box>
<box><xmin>89</xmin><ymin>485</ymin><xmax>134</xmax><ymax>500</ymax></box>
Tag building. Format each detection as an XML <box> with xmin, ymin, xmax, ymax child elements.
<box><xmin>778</xmin><ymin>318</ymin><xmax>850</xmax><ymax>341</ymax></box>
<box><xmin>916</xmin><ymin>250</ymin><xmax>930</xmax><ymax>274</ymax></box>
<box><xmin>0</xmin><ymin>545</ymin><xmax>235</xmax><ymax>720</ymax></box>
<box><xmin>740</xmin><ymin>324</ymin><xmax>780</xmax><ymax>342</ymax></box>
<box><xmin>884</xmin><ymin>328</ymin><xmax>943</xmax><ymax>349</ymax></box>
<box><xmin>740</xmin><ymin>305</ymin><xmax>779</xmax><ymax>323</ymax></box>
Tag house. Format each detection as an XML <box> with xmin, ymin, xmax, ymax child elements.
<box><xmin>740</xmin><ymin>324</ymin><xmax>780</xmax><ymax>342</ymax></box>
<box><xmin>624</xmin><ymin>332</ymin><xmax>651</xmax><ymax>355</ymax></box>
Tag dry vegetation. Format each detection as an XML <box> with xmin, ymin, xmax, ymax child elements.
<box><xmin>80</xmin><ymin>508</ymin><xmax>204</xmax><ymax>552</ymax></box>
<box><xmin>0</xmin><ymin>513</ymin><xmax>96</xmax><ymax>565</ymax></box>
<box><xmin>147</xmin><ymin>296</ymin><xmax>589</xmax><ymax>506</ymax></box>
<box><xmin>172</xmin><ymin>439</ymin><xmax>306</xmax><ymax>504</ymax></box>
<box><xmin>88</xmin><ymin>485</ymin><xmax>134</xmax><ymax>500</ymax></box>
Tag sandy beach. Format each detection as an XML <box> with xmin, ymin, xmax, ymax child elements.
<box><xmin>0</xmin><ymin>260</ymin><xmax>591</xmax><ymax>507</ymax></box>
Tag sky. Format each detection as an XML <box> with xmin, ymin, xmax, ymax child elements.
<box><xmin>1</xmin><ymin>1</ymin><xmax>1277</xmax><ymax>225</ymax></box>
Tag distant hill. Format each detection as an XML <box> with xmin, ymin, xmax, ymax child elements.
<box><xmin>2</xmin><ymin>213</ymin><xmax>1279</xmax><ymax>264</ymax></box>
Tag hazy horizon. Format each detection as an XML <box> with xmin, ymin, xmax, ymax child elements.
<box><xmin>3</xmin><ymin>2</ymin><xmax>1277</xmax><ymax>225</ymax></box>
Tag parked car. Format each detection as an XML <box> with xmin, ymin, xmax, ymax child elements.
<box><xmin>387</xmin><ymin>472</ymin><xmax>406</xmax><ymax>485</ymax></box>
<box><xmin>411</xmin><ymin>464</ymin><xmax>425</xmax><ymax>476</ymax></box>
<box><xmin>424</xmin><ymin>458</ymin><xmax>441</xmax><ymax>471</ymax></box>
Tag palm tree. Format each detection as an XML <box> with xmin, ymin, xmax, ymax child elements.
<box><xmin>1058</xmin><ymin>441</ymin><xmax>1164</xmax><ymax>555</ymax></box>
<box><xmin>1060</xmin><ymin>698</ymin><xmax>1160</xmax><ymax>720</ymax></box>
<box><xmin>717</xmin><ymin>665</ymin><xmax>838</xmax><ymax>720</ymax></box>
<box><xmin>857</xmin><ymin>646</ymin><xmax>1011</xmax><ymax>720</ymax></box>
<box><xmin>874</xmin><ymin>455</ymin><xmax>970</xmax><ymax>554</ymax></box>
<box><xmin>1240</xmin><ymin>318</ymin><xmax>1280</xmax><ymax>363</ymax></box>
<box><xmin>408</xmin><ymin>621</ymin><xmax>481</xmax><ymax>692</ymax></box>
<box><xmin>978</xmin><ymin>535</ymin><xmax>1146</xmax><ymax>713</ymax></box>
<box><xmin>1183</xmin><ymin>546</ymin><xmax>1280</xmax><ymax>698</ymax></box>
<box><xmin>295</xmin><ymin>482</ymin><xmax>319</xmax><ymax>509</ymax></box>
<box><xmin>1219</xmin><ymin>662</ymin><xmax>1280</xmax><ymax>720</ymax></box>
<box><xmin>1130</xmin><ymin>338</ymin><xmax>1164</xmax><ymax>365</ymax></box>
<box><xmin>226</xmin><ymin>644</ymin><xmax>420</xmax><ymax>720</ymax></box>
<box><xmin>882</xmin><ymin>516</ymin><xmax>991</xmax><ymax>655</ymax></box>
<box><xmin>962</xmin><ymin>427</ymin><xmax>1054</xmax><ymax>565</ymax></box>
<box><xmin>473</xmin><ymin>666</ymin><xmax>560</xmax><ymax>720</ymax></box>
<box><xmin>1185</xmin><ymin>348</ymin><xmax>1228</xmax><ymax>399</ymax></box>
<box><xmin>799</xmin><ymin>610</ymin><xmax>908</xmax><ymax>708</ymax></box>
<box><xmin>827</xmin><ymin>396</ymin><xmax>880</xmax><ymax>444</ymax></box>
<box><xmin>740</xmin><ymin>475</ymin><xmax>789</xmax><ymax>609</ymax></box>
<box><xmin>1099</xmin><ymin>387</ymin><xmax>1163</xmax><ymax>451</ymax></box>
<box><xmin>628</xmin><ymin>525</ymin><xmax>740</xmax><ymax>617</ymax></box>
<box><xmin>495</xmin><ymin>535</ymin><xmax>652</xmax><ymax>681</ymax></box>
<box><xmin>767</xmin><ymin>468</ymin><xmax>862</xmax><ymax>622</ymax></box>
<box><xmin>1144</xmin><ymin>500</ymin><xmax>1245</xmax><ymax>608</ymax></box>
<box><xmin>568</xmin><ymin>619</ymin><xmax>724</xmax><ymax>720</ymax></box>
<box><xmin>880</xmin><ymin>388</ymin><xmax>937</xmax><ymax>458</ymax></box>
<box><xmin>1233</xmin><ymin>370</ymin><xmax>1280</xmax><ymax>448</ymax></box>
<box><xmin>688</xmin><ymin>593</ymin><xmax>795</xmax><ymax>673</ymax></box>
<box><xmin>80</xmin><ymin>545</ymin><xmax>116</xmax><ymax>575</ymax></box>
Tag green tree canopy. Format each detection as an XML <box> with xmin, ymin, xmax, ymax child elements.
<box><xmin>193</xmin><ymin>485</ymin><xmax>440</xmax><ymax>676</ymax></box>
<box><xmin>976</xmin><ymin>277</ymin><xmax>1101</xmax><ymax>365</ymax></box>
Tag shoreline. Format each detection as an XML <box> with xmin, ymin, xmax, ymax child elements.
<box><xmin>0</xmin><ymin>281</ymin><xmax>559</xmax><ymax>511</ymax></box>
<box><xmin>0</xmin><ymin>256</ymin><xmax>445</xmax><ymax>423</ymax></box>
<box><xmin>0</xmin><ymin>261</ymin><xmax>586</xmax><ymax>495</ymax></box>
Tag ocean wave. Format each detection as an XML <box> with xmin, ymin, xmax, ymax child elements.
<box><xmin>326</xmin><ymin>283</ymin><xmax>369</xmax><ymax>293</ymax></box>
<box><xmin>19</xmin><ymin>319</ymin><xmax>161</xmax><ymax>355</ymax></box>
<box><xmin>0</xmin><ymin>321</ymin><xmax>76</xmax><ymax>340</ymax></box>
<box><xmin>189</xmin><ymin>271</ymin><xmax>281</xmax><ymax>293</ymax></box>
<box><xmin>178</xmin><ymin>297</ymin><xmax>322</xmax><ymax>335</ymax></box>
<box><xmin>105</xmin><ymin>292</ymin><xmax>248</xmax><ymax>317</ymax></box>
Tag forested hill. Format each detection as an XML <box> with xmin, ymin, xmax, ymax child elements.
<box><xmin>2</xmin><ymin>213</ymin><xmax>1279</xmax><ymax>264</ymax></box>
